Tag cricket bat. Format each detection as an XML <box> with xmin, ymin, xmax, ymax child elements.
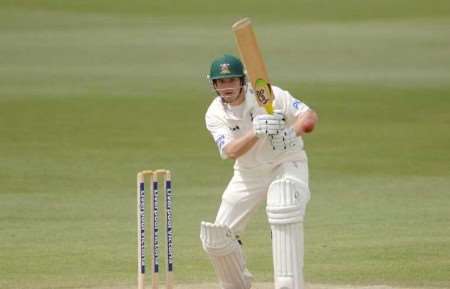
<box><xmin>232</xmin><ymin>17</ymin><xmax>274</xmax><ymax>114</ymax></box>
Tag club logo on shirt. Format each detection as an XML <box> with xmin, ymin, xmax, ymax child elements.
<box><xmin>293</xmin><ymin>99</ymin><xmax>303</xmax><ymax>110</ymax></box>
<box><xmin>220</xmin><ymin>63</ymin><xmax>231</xmax><ymax>74</ymax></box>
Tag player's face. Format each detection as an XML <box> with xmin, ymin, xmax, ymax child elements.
<box><xmin>214</xmin><ymin>78</ymin><xmax>244</xmax><ymax>105</ymax></box>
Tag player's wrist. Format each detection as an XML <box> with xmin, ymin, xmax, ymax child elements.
<box><xmin>292</xmin><ymin>125</ymin><xmax>304</xmax><ymax>137</ymax></box>
<box><xmin>252</xmin><ymin>128</ymin><xmax>264</xmax><ymax>139</ymax></box>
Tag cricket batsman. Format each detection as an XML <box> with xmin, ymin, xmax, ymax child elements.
<box><xmin>200</xmin><ymin>54</ymin><xmax>318</xmax><ymax>289</ymax></box>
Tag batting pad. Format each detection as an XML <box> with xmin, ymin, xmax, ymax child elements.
<box><xmin>266</xmin><ymin>177</ymin><xmax>309</xmax><ymax>289</ymax></box>
<box><xmin>200</xmin><ymin>221</ymin><xmax>252</xmax><ymax>289</ymax></box>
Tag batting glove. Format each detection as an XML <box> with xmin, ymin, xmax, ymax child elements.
<box><xmin>253</xmin><ymin>110</ymin><xmax>285</xmax><ymax>138</ymax></box>
<box><xmin>270</xmin><ymin>127</ymin><xmax>303</xmax><ymax>151</ymax></box>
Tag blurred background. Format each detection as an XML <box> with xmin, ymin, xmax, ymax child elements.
<box><xmin>0</xmin><ymin>1</ymin><xmax>449</xmax><ymax>288</ymax></box>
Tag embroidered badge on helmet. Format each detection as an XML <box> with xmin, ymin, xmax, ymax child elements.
<box><xmin>220</xmin><ymin>63</ymin><xmax>231</xmax><ymax>74</ymax></box>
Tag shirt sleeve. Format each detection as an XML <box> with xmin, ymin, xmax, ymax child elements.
<box><xmin>277</xmin><ymin>88</ymin><xmax>310</xmax><ymax>121</ymax></box>
<box><xmin>205</xmin><ymin>113</ymin><xmax>232</xmax><ymax>159</ymax></box>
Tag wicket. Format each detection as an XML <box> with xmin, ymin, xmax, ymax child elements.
<box><xmin>137</xmin><ymin>169</ymin><xmax>174</xmax><ymax>289</ymax></box>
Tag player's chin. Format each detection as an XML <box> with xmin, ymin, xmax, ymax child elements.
<box><xmin>221</xmin><ymin>93</ymin><xmax>238</xmax><ymax>103</ymax></box>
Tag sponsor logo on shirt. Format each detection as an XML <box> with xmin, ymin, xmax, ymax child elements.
<box><xmin>293</xmin><ymin>99</ymin><xmax>303</xmax><ymax>110</ymax></box>
<box><xmin>229</xmin><ymin>125</ymin><xmax>240</xmax><ymax>132</ymax></box>
<box><xmin>215</xmin><ymin>135</ymin><xmax>225</xmax><ymax>150</ymax></box>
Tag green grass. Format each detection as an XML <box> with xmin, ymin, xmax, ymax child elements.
<box><xmin>0</xmin><ymin>1</ymin><xmax>449</xmax><ymax>288</ymax></box>
<box><xmin>3</xmin><ymin>0</ymin><xmax>450</xmax><ymax>21</ymax></box>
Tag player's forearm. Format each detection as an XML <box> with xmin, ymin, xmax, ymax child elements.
<box><xmin>292</xmin><ymin>110</ymin><xmax>318</xmax><ymax>136</ymax></box>
<box><xmin>223</xmin><ymin>131</ymin><xmax>259</xmax><ymax>160</ymax></box>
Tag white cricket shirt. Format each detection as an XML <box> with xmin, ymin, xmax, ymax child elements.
<box><xmin>205</xmin><ymin>85</ymin><xmax>310</xmax><ymax>171</ymax></box>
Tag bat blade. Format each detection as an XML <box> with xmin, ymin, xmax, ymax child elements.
<box><xmin>232</xmin><ymin>17</ymin><xmax>274</xmax><ymax>114</ymax></box>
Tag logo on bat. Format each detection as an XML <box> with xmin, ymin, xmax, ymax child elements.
<box><xmin>254</xmin><ymin>79</ymin><xmax>272</xmax><ymax>105</ymax></box>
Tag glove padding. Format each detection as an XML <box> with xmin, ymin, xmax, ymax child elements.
<box><xmin>270</xmin><ymin>127</ymin><xmax>303</xmax><ymax>151</ymax></box>
<box><xmin>253</xmin><ymin>111</ymin><xmax>285</xmax><ymax>138</ymax></box>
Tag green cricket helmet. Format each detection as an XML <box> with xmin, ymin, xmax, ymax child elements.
<box><xmin>209</xmin><ymin>54</ymin><xmax>245</xmax><ymax>80</ymax></box>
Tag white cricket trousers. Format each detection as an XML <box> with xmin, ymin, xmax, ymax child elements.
<box><xmin>215</xmin><ymin>158</ymin><xmax>309</xmax><ymax>235</ymax></box>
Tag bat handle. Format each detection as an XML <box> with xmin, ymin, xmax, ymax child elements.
<box><xmin>265</xmin><ymin>102</ymin><xmax>274</xmax><ymax>114</ymax></box>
